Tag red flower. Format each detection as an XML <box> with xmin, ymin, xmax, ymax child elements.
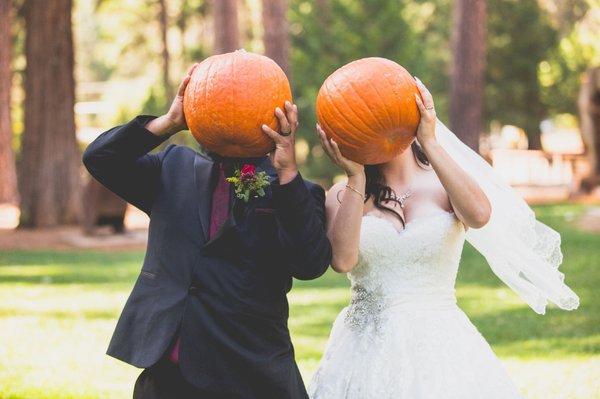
<box><xmin>241</xmin><ymin>164</ymin><xmax>256</xmax><ymax>177</ymax></box>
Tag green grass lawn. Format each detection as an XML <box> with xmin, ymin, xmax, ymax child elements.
<box><xmin>1</xmin><ymin>204</ymin><xmax>599</xmax><ymax>398</ymax></box>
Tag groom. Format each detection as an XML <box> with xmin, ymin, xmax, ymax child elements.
<box><xmin>83</xmin><ymin>66</ymin><xmax>332</xmax><ymax>398</ymax></box>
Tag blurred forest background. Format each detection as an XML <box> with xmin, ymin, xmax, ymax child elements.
<box><xmin>1</xmin><ymin>0</ymin><xmax>600</xmax><ymax>228</ymax></box>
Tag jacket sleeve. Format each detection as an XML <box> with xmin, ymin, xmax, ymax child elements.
<box><xmin>82</xmin><ymin>115</ymin><xmax>171</xmax><ymax>215</ymax></box>
<box><xmin>271</xmin><ymin>173</ymin><xmax>332</xmax><ymax>280</ymax></box>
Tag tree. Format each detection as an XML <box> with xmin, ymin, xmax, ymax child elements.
<box><xmin>579</xmin><ymin>66</ymin><xmax>600</xmax><ymax>187</ymax></box>
<box><xmin>290</xmin><ymin>0</ymin><xmax>429</xmax><ymax>182</ymax></box>
<box><xmin>450</xmin><ymin>0</ymin><xmax>487</xmax><ymax>151</ymax></box>
<box><xmin>485</xmin><ymin>0</ymin><xmax>557</xmax><ymax>149</ymax></box>
<box><xmin>158</xmin><ymin>0</ymin><xmax>172</xmax><ymax>97</ymax></box>
<box><xmin>19</xmin><ymin>0</ymin><xmax>80</xmax><ymax>227</ymax></box>
<box><xmin>0</xmin><ymin>0</ymin><xmax>18</xmax><ymax>204</ymax></box>
<box><xmin>262</xmin><ymin>0</ymin><xmax>290</xmax><ymax>76</ymax></box>
<box><xmin>213</xmin><ymin>0</ymin><xmax>239</xmax><ymax>54</ymax></box>
<box><xmin>537</xmin><ymin>1</ymin><xmax>598</xmax><ymax>118</ymax></box>
<box><xmin>538</xmin><ymin>0</ymin><xmax>589</xmax><ymax>36</ymax></box>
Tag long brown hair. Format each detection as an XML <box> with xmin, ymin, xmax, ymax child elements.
<box><xmin>364</xmin><ymin>142</ymin><xmax>429</xmax><ymax>228</ymax></box>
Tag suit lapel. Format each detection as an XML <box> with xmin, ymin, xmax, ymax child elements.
<box><xmin>198</xmin><ymin>155</ymin><xmax>277</xmax><ymax>251</ymax></box>
<box><xmin>202</xmin><ymin>198</ymin><xmax>238</xmax><ymax>252</ymax></box>
<box><xmin>194</xmin><ymin>153</ymin><xmax>214</xmax><ymax>241</ymax></box>
<box><xmin>235</xmin><ymin>157</ymin><xmax>278</xmax><ymax>215</ymax></box>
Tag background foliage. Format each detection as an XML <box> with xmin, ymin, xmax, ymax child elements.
<box><xmin>5</xmin><ymin>0</ymin><xmax>599</xmax><ymax>182</ymax></box>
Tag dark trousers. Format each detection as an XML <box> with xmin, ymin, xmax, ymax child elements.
<box><xmin>133</xmin><ymin>359</ymin><xmax>214</xmax><ymax>399</ymax></box>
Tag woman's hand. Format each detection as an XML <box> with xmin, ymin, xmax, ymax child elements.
<box><xmin>414</xmin><ymin>77</ymin><xmax>437</xmax><ymax>147</ymax></box>
<box><xmin>146</xmin><ymin>63</ymin><xmax>199</xmax><ymax>137</ymax></box>
<box><xmin>316</xmin><ymin>124</ymin><xmax>364</xmax><ymax>177</ymax></box>
<box><xmin>261</xmin><ymin>101</ymin><xmax>299</xmax><ymax>184</ymax></box>
<box><xmin>319</xmin><ymin>124</ymin><xmax>366</xmax><ymax>273</ymax></box>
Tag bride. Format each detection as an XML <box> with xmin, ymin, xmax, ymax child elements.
<box><xmin>308</xmin><ymin>78</ymin><xmax>579</xmax><ymax>398</ymax></box>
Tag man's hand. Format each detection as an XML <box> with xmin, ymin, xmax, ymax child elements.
<box><xmin>261</xmin><ymin>101</ymin><xmax>299</xmax><ymax>184</ymax></box>
<box><xmin>146</xmin><ymin>63</ymin><xmax>199</xmax><ymax>137</ymax></box>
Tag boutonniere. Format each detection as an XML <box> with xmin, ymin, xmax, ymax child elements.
<box><xmin>226</xmin><ymin>164</ymin><xmax>270</xmax><ymax>203</ymax></box>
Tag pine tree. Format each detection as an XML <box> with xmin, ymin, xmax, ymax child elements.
<box><xmin>20</xmin><ymin>0</ymin><xmax>81</xmax><ymax>226</ymax></box>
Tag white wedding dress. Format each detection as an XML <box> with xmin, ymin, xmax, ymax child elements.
<box><xmin>308</xmin><ymin>210</ymin><xmax>523</xmax><ymax>398</ymax></box>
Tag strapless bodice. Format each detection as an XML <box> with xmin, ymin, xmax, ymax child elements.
<box><xmin>309</xmin><ymin>211</ymin><xmax>523</xmax><ymax>399</ymax></box>
<box><xmin>346</xmin><ymin>211</ymin><xmax>466</xmax><ymax>320</ymax></box>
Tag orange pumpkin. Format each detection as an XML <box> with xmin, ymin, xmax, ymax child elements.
<box><xmin>184</xmin><ymin>50</ymin><xmax>292</xmax><ymax>157</ymax></box>
<box><xmin>316</xmin><ymin>57</ymin><xmax>421</xmax><ymax>165</ymax></box>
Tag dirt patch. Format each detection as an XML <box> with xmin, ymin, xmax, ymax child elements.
<box><xmin>0</xmin><ymin>226</ymin><xmax>148</xmax><ymax>251</ymax></box>
<box><xmin>0</xmin><ymin>203</ymin><xmax>149</xmax><ymax>251</ymax></box>
<box><xmin>576</xmin><ymin>207</ymin><xmax>600</xmax><ymax>233</ymax></box>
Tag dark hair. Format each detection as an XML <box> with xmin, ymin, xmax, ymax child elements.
<box><xmin>364</xmin><ymin>142</ymin><xmax>429</xmax><ymax>228</ymax></box>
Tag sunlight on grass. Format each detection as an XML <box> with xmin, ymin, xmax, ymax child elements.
<box><xmin>0</xmin><ymin>204</ymin><xmax>599</xmax><ymax>398</ymax></box>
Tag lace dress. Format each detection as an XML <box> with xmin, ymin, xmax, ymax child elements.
<box><xmin>308</xmin><ymin>211</ymin><xmax>523</xmax><ymax>399</ymax></box>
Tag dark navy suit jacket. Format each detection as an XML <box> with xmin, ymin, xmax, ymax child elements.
<box><xmin>82</xmin><ymin>116</ymin><xmax>332</xmax><ymax>398</ymax></box>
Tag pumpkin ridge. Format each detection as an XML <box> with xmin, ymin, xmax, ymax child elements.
<box><xmin>229</xmin><ymin>54</ymin><xmax>236</xmax><ymax>142</ymax></box>
<box><xmin>381</xmin><ymin>62</ymin><xmax>404</xmax><ymax>128</ymax></box>
<box><xmin>398</xmin><ymin>70</ymin><xmax>419</xmax><ymax>130</ymax></box>
<box><xmin>327</xmin><ymin>79</ymin><xmax>379</xmax><ymax>140</ymax></box>
<box><xmin>339</xmin><ymin>66</ymin><xmax>389</xmax><ymax>134</ymax></box>
<box><xmin>366</xmin><ymin>73</ymin><xmax>395</xmax><ymax>130</ymax></box>
<box><xmin>318</xmin><ymin>85</ymin><xmax>364</xmax><ymax>144</ymax></box>
<box><xmin>260</xmin><ymin>63</ymin><xmax>274</xmax><ymax>144</ymax></box>
<box><xmin>320</xmin><ymin>114</ymin><xmax>355</xmax><ymax>155</ymax></box>
<box><xmin>202</xmin><ymin>58</ymin><xmax>215</xmax><ymax>140</ymax></box>
<box><xmin>321</xmin><ymin>83</ymin><xmax>375</xmax><ymax>145</ymax></box>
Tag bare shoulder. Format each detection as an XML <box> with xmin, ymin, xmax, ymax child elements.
<box><xmin>415</xmin><ymin>168</ymin><xmax>454</xmax><ymax>212</ymax></box>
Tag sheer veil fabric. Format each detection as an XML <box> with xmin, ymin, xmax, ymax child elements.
<box><xmin>435</xmin><ymin>118</ymin><xmax>579</xmax><ymax>314</ymax></box>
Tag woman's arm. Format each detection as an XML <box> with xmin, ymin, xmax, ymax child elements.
<box><xmin>414</xmin><ymin>78</ymin><xmax>491</xmax><ymax>228</ymax></box>
<box><xmin>317</xmin><ymin>125</ymin><xmax>365</xmax><ymax>273</ymax></box>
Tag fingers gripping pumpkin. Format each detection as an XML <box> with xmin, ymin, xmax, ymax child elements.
<box><xmin>316</xmin><ymin>58</ymin><xmax>420</xmax><ymax>165</ymax></box>
<box><xmin>184</xmin><ymin>50</ymin><xmax>292</xmax><ymax>158</ymax></box>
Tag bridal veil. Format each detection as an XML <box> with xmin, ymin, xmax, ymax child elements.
<box><xmin>435</xmin><ymin>119</ymin><xmax>579</xmax><ymax>314</ymax></box>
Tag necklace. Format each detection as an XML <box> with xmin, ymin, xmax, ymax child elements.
<box><xmin>393</xmin><ymin>189</ymin><xmax>412</xmax><ymax>209</ymax></box>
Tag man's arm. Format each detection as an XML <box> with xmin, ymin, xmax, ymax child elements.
<box><xmin>260</xmin><ymin>101</ymin><xmax>332</xmax><ymax>280</ymax></box>
<box><xmin>272</xmin><ymin>175</ymin><xmax>332</xmax><ymax>280</ymax></box>
<box><xmin>83</xmin><ymin>65</ymin><xmax>199</xmax><ymax>214</ymax></box>
<box><xmin>82</xmin><ymin>115</ymin><xmax>171</xmax><ymax>214</ymax></box>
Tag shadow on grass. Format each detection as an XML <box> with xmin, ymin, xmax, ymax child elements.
<box><xmin>0</xmin><ymin>308</ymin><xmax>119</xmax><ymax>320</ymax></box>
<box><xmin>456</xmin><ymin>214</ymin><xmax>599</xmax><ymax>358</ymax></box>
<box><xmin>0</xmin><ymin>251</ymin><xmax>144</xmax><ymax>266</ymax></box>
<box><xmin>467</xmin><ymin>301</ymin><xmax>600</xmax><ymax>357</ymax></box>
<box><xmin>0</xmin><ymin>250</ymin><xmax>144</xmax><ymax>285</ymax></box>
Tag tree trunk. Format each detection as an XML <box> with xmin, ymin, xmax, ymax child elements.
<box><xmin>0</xmin><ymin>0</ymin><xmax>18</xmax><ymax>204</ymax></box>
<box><xmin>20</xmin><ymin>0</ymin><xmax>80</xmax><ymax>227</ymax></box>
<box><xmin>158</xmin><ymin>0</ymin><xmax>171</xmax><ymax>97</ymax></box>
<box><xmin>213</xmin><ymin>0</ymin><xmax>239</xmax><ymax>54</ymax></box>
<box><xmin>579</xmin><ymin>66</ymin><xmax>600</xmax><ymax>187</ymax></box>
<box><xmin>450</xmin><ymin>0</ymin><xmax>487</xmax><ymax>151</ymax></box>
<box><xmin>261</xmin><ymin>0</ymin><xmax>289</xmax><ymax>76</ymax></box>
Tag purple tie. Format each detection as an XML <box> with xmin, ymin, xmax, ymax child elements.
<box><xmin>209</xmin><ymin>163</ymin><xmax>231</xmax><ymax>239</ymax></box>
<box><xmin>168</xmin><ymin>163</ymin><xmax>230</xmax><ymax>364</ymax></box>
